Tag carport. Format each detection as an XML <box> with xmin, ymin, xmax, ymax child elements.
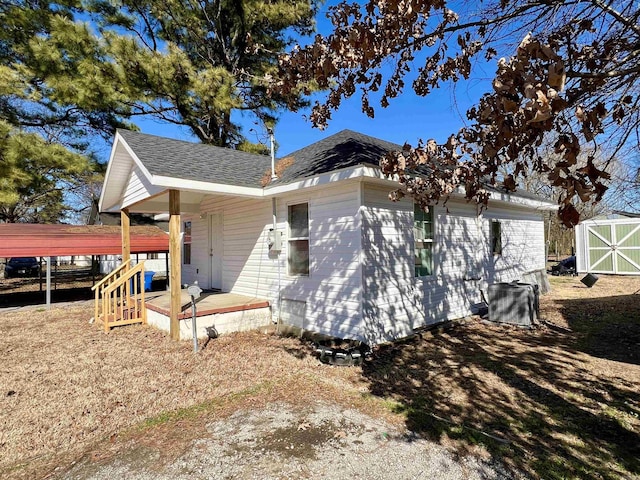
<box><xmin>0</xmin><ymin>224</ymin><xmax>169</xmax><ymax>308</ymax></box>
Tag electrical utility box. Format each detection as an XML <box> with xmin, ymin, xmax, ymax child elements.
<box><xmin>268</xmin><ymin>229</ymin><xmax>283</xmax><ymax>252</ymax></box>
<box><xmin>488</xmin><ymin>282</ymin><xmax>539</xmax><ymax>328</ymax></box>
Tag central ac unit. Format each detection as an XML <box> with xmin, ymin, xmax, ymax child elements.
<box><xmin>487</xmin><ymin>282</ymin><xmax>539</xmax><ymax>327</ymax></box>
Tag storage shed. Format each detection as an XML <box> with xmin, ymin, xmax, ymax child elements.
<box><xmin>575</xmin><ymin>215</ymin><xmax>640</xmax><ymax>275</ymax></box>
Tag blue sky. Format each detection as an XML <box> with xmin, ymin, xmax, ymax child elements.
<box><xmin>134</xmin><ymin>1</ymin><xmax>494</xmax><ymax>157</ymax></box>
<box><xmin>137</xmin><ymin>83</ymin><xmax>487</xmax><ymax>156</ymax></box>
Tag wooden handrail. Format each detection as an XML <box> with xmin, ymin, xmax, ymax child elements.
<box><xmin>93</xmin><ymin>260</ymin><xmax>147</xmax><ymax>333</ymax></box>
<box><xmin>103</xmin><ymin>261</ymin><xmax>145</xmax><ymax>296</ymax></box>
<box><xmin>91</xmin><ymin>259</ymin><xmax>131</xmax><ymax>292</ymax></box>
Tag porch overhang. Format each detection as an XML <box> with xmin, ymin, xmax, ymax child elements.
<box><xmin>99</xmin><ymin>131</ymin><xmax>265</xmax><ymax>215</ymax></box>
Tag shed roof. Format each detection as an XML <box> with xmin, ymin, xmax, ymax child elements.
<box><xmin>0</xmin><ymin>224</ymin><xmax>169</xmax><ymax>258</ymax></box>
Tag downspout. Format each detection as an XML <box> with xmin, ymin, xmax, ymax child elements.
<box><xmin>273</xmin><ymin>197</ymin><xmax>281</xmax><ymax>324</ymax></box>
<box><xmin>545</xmin><ymin>211</ymin><xmax>551</xmax><ymax>264</ymax></box>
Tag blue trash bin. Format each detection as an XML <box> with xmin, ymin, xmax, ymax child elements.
<box><xmin>130</xmin><ymin>271</ymin><xmax>155</xmax><ymax>292</ymax></box>
<box><xmin>129</xmin><ymin>272</ymin><xmax>140</xmax><ymax>293</ymax></box>
<box><xmin>144</xmin><ymin>271</ymin><xmax>155</xmax><ymax>291</ymax></box>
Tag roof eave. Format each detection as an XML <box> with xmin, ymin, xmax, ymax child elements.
<box><xmin>153</xmin><ymin>175</ymin><xmax>264</xmax><ymax>198</ymax></box>
<box><xmin>100</xmin><ymin>131</ymin><xmax>159</xmax><ymax>212</ymax></box>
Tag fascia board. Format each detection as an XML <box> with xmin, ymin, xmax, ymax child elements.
<box><xmin>349</xmin><ymin>169</ymin><xmax>556</xmax><ymax>210</ymax></box>
<box><xmin>152</xmin><ymin>175</ymin><xmax>264</xmax><ymax>197</ymax></box>
<box><xmin>98</xmin><ymin>132</ymin><xmax>124</xmax><ymax>212</ymax></box>
<box><xmin>486</xmin><ymin>191</ymin><xmax>557</xmax><ymax>210</ymax></box>
<box><xmin>99</xmin><ymin>132</ymin><xmax>158</xmax><ymax>212</ymax></box>
<box><xmin>263</xmin><ymin>166</ymin><xmax>381</xmax><ymax>196</ymax></box>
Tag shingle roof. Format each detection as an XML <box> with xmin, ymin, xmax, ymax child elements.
<box><xmin>118</xmin><ymin>128</ymin><xmax>400</xmax><ymax>188</ymax></box>
<box><xmin>117</xmin><ymin>129</ymin><xmax>271</xmax><ymax>188</ymax></box>
<box><xmin>272</xmin><ymin>129</ymin><xmax>402</xmax><ymax>183</ymax></box>
<box><xmin>116</xmin><ymin>128</ymin><xmax>554</xmax><ymax>206</ymax></box>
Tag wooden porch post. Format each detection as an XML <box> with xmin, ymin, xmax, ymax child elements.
<box><xmin>169</xmin><ymin>190</ymin><xmax>181</xmax><ymax>340</ymax></box>
<box><xmin>121</xmin><ymin>208</ymin><xmax>131</xmax><ymax>266</ymax></box>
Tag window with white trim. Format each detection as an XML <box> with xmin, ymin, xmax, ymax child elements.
<box><xmin>414</xmin><ymin>204</ymin><xmax>434</xmax><ymax>277</ymax></box>
<box><xmin>288</xmin><ymin>203</ymin><xmax>309</xmax><ymax>276</ymax></box>
<box><xmin>491</xmin><ymin>220</ymin><xmax>502</xmax><ymax>255</ymax></box>
<box><xmin>183</xmin><ymin>221</ymin><xmax>192</xmax><ymax>265</ymax></box>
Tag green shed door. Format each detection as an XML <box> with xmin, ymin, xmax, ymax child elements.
<box><xmin>587</xmin><ymin>225</ymin><xmax>615</xmax><ymax>273</ymax></box>
<box><xmin>586</xmin><ymin>222</ymin><xmax>640</xmax><ymax>274</ymax></box>
<box><xmin>616</xmin><ymin>223</ymin><xmax>640</xmax><ymax>274</ymax></box>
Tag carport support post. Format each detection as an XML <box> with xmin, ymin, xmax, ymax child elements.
<box><xmin>45</xmin><ymin>256</ymin><xmax>51</xmax><ymax>309</ymax></box>
<box><xmin>121</xmin><ymin>208</ymin><xmax>131</xmax><ymax>267</ymax></box>
<box><xmin>169</xmin><ymin>190</ymin><xmax>181</xmax><ymax>340</ymax></box>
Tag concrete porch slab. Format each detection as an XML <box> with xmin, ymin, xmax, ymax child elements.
<box><xmin>144</xmin><ymin>290</ymin><xmax>272</xmax><ymax>340</ymax></box>
<box><xmin>145</xmin><ymin>290</ymin><xmax>269</xmax><ymax>320</ymax></box>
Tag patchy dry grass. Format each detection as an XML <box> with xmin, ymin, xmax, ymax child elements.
<box><xmin>0</xmin><ymin>301</ymin><xmax>372</xmax><ymax>479</ymax></box>
<box><xmin>1</xmin><ymin>275</ymin><xmax>639</xmax><ymax>479</ymax></box>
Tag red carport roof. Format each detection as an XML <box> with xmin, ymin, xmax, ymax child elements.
<box><xmin>0</xmin><ymin>224</ymin><xmax>169</xmax><ymax>257</ymax></box>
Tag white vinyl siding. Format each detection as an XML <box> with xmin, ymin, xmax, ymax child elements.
<box><xmin>278</xmin><ymin>185</ymin><xmax>363</xmax><ymax>341</ymax></box>
<box><xmin>196</xmin><ymin>196</ymin><xmax>276</xmax><ymax>298</ymax></box>
<box><xmin>185</xmin><ymin>183</ymin><xmax>364</xmax><ymax>341</ymax></box>
<box><xmin>122</xmin><ymin>165</ymin><xmax>163</xmax><ymax>208</ymax></box>
<box><xmin>482</xmin><ymin>208</ymin><xmax>547</xmax><ymax>283</ymax></box>
<box><xmin>183</xmin><ymin>181</ymin><xmax>547</xmax><ymax>346</ymax></box>
<box><xmin>361</xmin><ymin>183</ymin><xmax>547</xmax><ymax>345</ymax></box>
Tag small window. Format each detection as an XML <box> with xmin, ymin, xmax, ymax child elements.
<box><xmin>183</xmin><ymin>221</ymin><xmax>192</xmax><ymax>265</ymax></box>
<box><xmin>491</xmin><ymin>220</ymin><xmax>502</xmax><ymax>255</ymax></box>
<box><xmin>147</xmin><ymin>253</ymin><xmax>159</xmax><ymax>260</ymax></box>
<box><xmin>288</xmin><ymin>203</ymin><xmax>309</xmax><ymax>275</ymax></box>
<box><xmin>414</xmin><ymin>204</ymin><xmax>434</xmax><ymax>277</ymax></box>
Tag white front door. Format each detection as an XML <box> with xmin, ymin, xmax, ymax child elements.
<box><xmin>209</xmin><ymin>213</ymin><xmax>223</xmax><ymax>289</ymax></box>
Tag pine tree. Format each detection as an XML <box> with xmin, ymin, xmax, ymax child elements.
<box><xmin>0</xmin><ymin>1</ymin><xmax>319</xmax><ymax>222</ymax></box>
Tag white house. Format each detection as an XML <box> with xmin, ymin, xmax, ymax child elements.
<box><xmin>100</xmin><ymin>129</ymin><xmax>554</xmax><ymax>344</ymax></box>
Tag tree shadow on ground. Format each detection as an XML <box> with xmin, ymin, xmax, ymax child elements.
<box><xmin>0</xmin><ymin>287</ymin><xmax>95</xmax><ymax>308</ymax></box>
<box><xmin>557</xmin><ymin>293</ymin><xmax>640</xmax><ymax>365</ymax></box>
<box><xmin>361</xmin><ymin>320</ymin><xmax>640</xmax><ymax>479</ymax></box>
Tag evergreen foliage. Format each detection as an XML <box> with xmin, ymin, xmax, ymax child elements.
<box><xmin>0</xmin><ymin>0</ymin><xmax>318</xmax><ymax>222</ymax></box>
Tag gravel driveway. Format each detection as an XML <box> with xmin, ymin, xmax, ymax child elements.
<box><xmin>61</xmin><ymin>402</ymin><xmax>527</xmax><ymax>480</ymax></box>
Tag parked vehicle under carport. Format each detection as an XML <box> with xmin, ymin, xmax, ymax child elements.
<box><xmin>4</xmin><ymin>257</ymin><xmax>41</xmax><ymax>278</ymax></box>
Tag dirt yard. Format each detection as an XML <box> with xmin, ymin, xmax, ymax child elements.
<box><xmin>1</xmin><ymin>275</ymin><xmax>639</xmax><ymax>479</ymax></box>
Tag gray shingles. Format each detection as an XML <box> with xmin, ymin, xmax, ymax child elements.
<box><xmin>272</xmin><ymin>129</ymin><xmax>402</xmax><ymax>184</ymax></box>
<box><xmin>118</xmin><ymin>128</ymin><xmax>401</xmax><ymax>188</ymax></box>
<box><xmin>117</xmin><ymin>129</ymin><xmax>552</xmax><ymax>205</ymax></box>
<box><xmin>118</xmin><ymin>129</ymin><xmax>271</xmax><ymax>188</ymax></box>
